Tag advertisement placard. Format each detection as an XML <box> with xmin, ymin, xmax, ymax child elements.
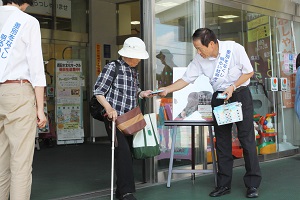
<box><xmin>55</xmin><ymin>60</ymin><xmax>84</xmax><ymax>144</ymax></box>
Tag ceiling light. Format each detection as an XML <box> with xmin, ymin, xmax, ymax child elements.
<box><xmin>156</xmin><ymin>2</ymin><xmax>179</xmax><ymax>7</ymax></box>
<box><xmin>218</xmin><ymin>15</ymin><xmax>239</xmax><ymax>19</ymax></box>
<box><xmin>131</xmin><ymin>21</ymin><xmax>140</xmax><ymax>25</ymax></box>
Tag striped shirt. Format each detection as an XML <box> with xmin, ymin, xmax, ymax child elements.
<box><xmin>93</xmin><ymin>59</ymin><xmax>140</xmax><ymax>115</ymax></box>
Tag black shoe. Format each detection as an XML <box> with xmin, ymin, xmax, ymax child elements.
<box><xmin>209</xmin><ymin>186</ymin><xmax>231</xmax><ymax>197</ymax></box>
<box><xmin>118</xmin><ymin>193</ymin><xmax>137</xmax><ymax>200</ymax></box>
<box><xmin>246</xmin><ymin>187</ymin><xmax>258</xmax><ymax>198</ymax></box>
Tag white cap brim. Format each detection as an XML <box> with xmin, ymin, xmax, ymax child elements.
<box><xmin>118</xmin><ymin>47</ymin><xmax>149</xmax><ymax>59</ymax></box>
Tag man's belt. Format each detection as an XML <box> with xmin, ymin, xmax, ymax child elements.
<box><xmin>234</xmin><ymin>86</ymin><xmax>247</xmax><ymax>93</ymax></box>
<box><xmin>1</xmin><ymin>79</ymin><xmax>30</xmax><ymax>84</ymax></box>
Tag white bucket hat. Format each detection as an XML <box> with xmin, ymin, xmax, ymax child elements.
<box><xmin>118</xmin><ymin>37</ymin><xmax>149</xmax><ymax>59</ymax></box>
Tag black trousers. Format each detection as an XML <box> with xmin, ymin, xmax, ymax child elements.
<box><xmin>211</xmin><ymin>87</ymin><xmax>262</xmax><ymax>188</ymax></box>
<box><xmin>103</xmin><ymin>118</ymin><xmax>135</xmax><ymax>196</ymax></box>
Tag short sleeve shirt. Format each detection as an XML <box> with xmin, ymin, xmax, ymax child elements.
<box><xmin>182</xmin><ymin>40</ymin><xmax>253</xmax><ymax>91</ymax></box>
<box><xmin>0</xmin><ymin>6</ymin><xmax>46</xmax><ymax>87</ymax></box>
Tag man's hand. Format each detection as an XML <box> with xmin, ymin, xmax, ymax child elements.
<box><xmin>37</xmin><ymin>110</ymin><xmax>47</xmax><ymax>128</ymax></box>
<box><xmin>223</xmin><ymin>85</ymin><xmax>235</xmax><ymax>100</ymax></box>
<box><xmin>158</xmin><ymin>87</ymin><xmax>168</xmax><ymax>97</ymax></box>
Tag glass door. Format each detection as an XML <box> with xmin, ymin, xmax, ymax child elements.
<box><xmin>274</xmin><ymin>18</ymin><xmax>299</xmax><ymax>151</ymax></box>
<box><xmin>205</xmin><ymin>2</ymin><xmax>279</xmax><ymax>157</ymax></box>
<box><xmin>154</xmin><ymin>0</ymin><xmax>201</xmax><ymax>177</ymax></box>
<box><xmin>205</xmin><ymin>0</ymin><xmax>300</xmax><ymax>156</ymax></box>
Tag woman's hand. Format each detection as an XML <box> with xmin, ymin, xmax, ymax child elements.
<box><xmin>141</xmin><ymin>89</ymin><xmax>168</xmax><ymax>98</ymax></box>
<box><xmin>106</xmin><ymin>107</ymin><xmax>118</xmax><ymax>121</ymax></box>
<box><xmin>140</xmin><ymin>90</ymin><xmax>153</xmax><ymax>98</ymax></box>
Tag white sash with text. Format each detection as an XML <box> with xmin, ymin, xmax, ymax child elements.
<box><xmin>0</xmin><ymin>10</ymin><xmax>28</xmax><ymax>79</ymax></box>
<box><xmin>210</xmin><ymin>42</ymin><xmax>234</xmax><ymax>91</ymax></box>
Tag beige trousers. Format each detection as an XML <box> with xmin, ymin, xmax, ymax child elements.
<box><xmin>0</xmin><ymin>83</ymin><xmax>37</xmax><ymax>200</ymax></box>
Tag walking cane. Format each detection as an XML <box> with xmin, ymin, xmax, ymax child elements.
<box><xmin>111</xmin><ymin>121</ymin><xmax>116</xmax><ymax>200</ymax></box>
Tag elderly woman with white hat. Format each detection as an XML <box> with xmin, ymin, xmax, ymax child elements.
<box><xmin>93</xmin><ymin>37</ymin><xmax>152</xmax><ymax>200</ymax></box>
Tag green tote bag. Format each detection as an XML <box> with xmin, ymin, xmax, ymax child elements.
<box><xmin>133</xmin><ymin>113</ymin><xmax>161</xmax><ymax>159</ymax></box>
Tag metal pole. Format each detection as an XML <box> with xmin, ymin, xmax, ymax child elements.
<box><xmin>52</xmin><ymin>0</ymin><xmax>57</xmax><ymax>30</ymax></box>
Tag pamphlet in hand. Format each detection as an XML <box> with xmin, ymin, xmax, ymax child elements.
<box><xmin>150</xmin><ymin>89</ymin><xmax>164</xmax><ymax>94</ymax></box>
<box><xmin>216</xmin><ymin>93</ymin><xmax>227</xmax><ymax>99</ymax></box>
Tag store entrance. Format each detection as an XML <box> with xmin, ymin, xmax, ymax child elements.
<box><xmin>205</xmin><ymin>1</ymin><xmax>299</xmax><ymax>158</ymax></box>
<box><xmin>31</xmin><ymin>0</ymin><xmax>144</xmax><ymax>199</ymax></box>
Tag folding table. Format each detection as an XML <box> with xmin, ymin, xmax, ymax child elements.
<box><xmin>164</xmin><ymin>120</ymin><xmax>217</xmax><ymax>188</ymax></box>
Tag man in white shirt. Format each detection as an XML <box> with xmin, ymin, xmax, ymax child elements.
<box><xmin>159</xmin><ymin>28</ymin><xmax>261</xmax><ymax>198</ymax></box>
<box><xmin>0</xmin><ymin>1</ymin><xmax>47</xmax><ymax>199</ymax></box>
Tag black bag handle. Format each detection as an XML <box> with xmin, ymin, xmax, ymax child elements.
<box><xmin>94</xmin><ymin>60</ymin><xmax>120</xmax><ymax>90</ymax></box>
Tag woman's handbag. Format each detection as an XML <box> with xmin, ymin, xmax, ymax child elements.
<box><xmin>115</xmin><ymin>106</ymin><xmax>146</xmax><ymax>135</ymax></box>
<box><xmin>89</xmin><ymin>95</ymin><xmax>106</xmax><ymax>121</ymax></box>
<box><xmin>133</xmin><ymin>113</ymin><xmax>161</xmax><ymax>159</ymax></box>
<box><xmin>213</xmin><ymin>101</ymin><xmax>243</xmax><ymax>125</ymax></box>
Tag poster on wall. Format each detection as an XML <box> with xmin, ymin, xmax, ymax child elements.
<box><xmin>277</xmin><ymin>18</ymin><xmax>296</xmax><ymax>108</ymax></box>
<box><xmin>281</xmin><ymin>53</ymin><xmax>297</xmax><ymax>108</ymax></box>
<box><xmin>95</xmin><ymin>43</ymin><xmax>101</xmax><ymax>76</ymax></box>
<box><xmin>56</xmin><ymin>105</ymin><xmax>83</xmax><ymax>140</ymax></box>
<box><xmin>55</xmin><ymin>60</ymin><xmax>84</xmax><ymax>144</ymax></box>
<box><xmin>246</xmin><ymin>15</ymin><xmax>272</xmax><ymax>83</ymax></box>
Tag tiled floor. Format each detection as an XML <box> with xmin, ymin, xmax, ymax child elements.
<box><xmin>62</xmin><ymin>154</ymin><xmax>300</xmax><ymax>200</ymax></box>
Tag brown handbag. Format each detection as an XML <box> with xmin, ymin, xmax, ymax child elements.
<box><xmin>116</xmin><ymin>106</ymin><xmax>146</xmax><ymax>136</ymax></box>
